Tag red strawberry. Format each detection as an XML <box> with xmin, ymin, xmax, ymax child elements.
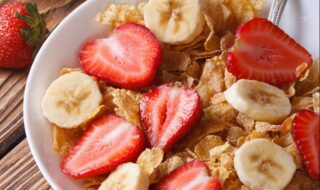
<box><xmin>153</xmin><ymin>160</ymin><xmax>222</xmax><ymax>190</ymax></box>
<box><xmin>292</xmin><ymin>109</ymin><xmax>319</xmax><ymax>180</ymax></box>
<box><xmin>61</xmin><ymin>115</ymin><xmax>145</xmax><ymax>178</ymax></box>
<box><xmin>79</xmin><ymin>22</ymin><xmax>162</xmax><ymax>89</ymax></box>
<box><xmin>140</xmin><ymin>84</ymin><xmax>201</xmax><ymax>152</ymax></box>
<box><xmin>0</xmin><ymin>2</ymin><xmax>47</xmax><ymax>68</ymax></box>
<box><xmin>226</xmin><ymin>18</ymin><xmax>313</xmax><ymax>85</ymax></box>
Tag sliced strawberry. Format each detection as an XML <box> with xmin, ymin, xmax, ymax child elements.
<box><xmin>226</xmin><ymin>18</ymin><xmax>313</xmax><ymax>85</ymax></box>
<box><xmin>79</xmin><ymin>22</ymin><xmax>162</xmax><ymax>89</ymax></box>
<box><xmin>292</xmin><ymin>109</ymin><xmax>319</xmax><ymax>180</ymax></box>
<box><xmin>140</xmin><ymin>84</ymin><xmax>201</xmax><ymax>152</ymax></box>
<box><xmin>61</xmin><ymin>115</ymin><xmax>144</xmax><ymax>178</ymax></box>
<box><xmin>153</xmin><ymin>160</ymin><xmax>221</xmax><ymax>190</ymax></box>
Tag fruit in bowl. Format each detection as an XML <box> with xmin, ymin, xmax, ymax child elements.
<box><xmin>24</xmin><ymin>0</ymin><xmax>319</xmax><ymax>189</ymax></box>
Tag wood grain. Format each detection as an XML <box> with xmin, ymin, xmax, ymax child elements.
<box><xmin>0</xmin><ymin>139</ymin><xmax>52</xmax><ymax>190</ymax></box>
<box><xmin>0</xmin><ymin>0</ymin><xmax>85</xmax><ymax>158</ymax></box>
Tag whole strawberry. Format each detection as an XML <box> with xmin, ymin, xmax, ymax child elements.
<box><xmin>0</xmin><ymin>2</ymin><xmax>47</xmax><ymax>69</ymax></box>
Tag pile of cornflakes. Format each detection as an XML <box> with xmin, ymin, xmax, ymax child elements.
<box><xmin>52</xmin><ymin>1</ymin><xmax>319</xmax><ymax>189</ymax></box>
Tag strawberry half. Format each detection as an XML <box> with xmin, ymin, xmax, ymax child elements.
<box><xmin>79</xmin><ymin>22</ymin><xmax>162</xmax><ymax>89</ymax></box>
<box><xmin>61</xmin><ymin>115</ymin><xmax>144</xmax><ymax>178</ymax></box>
<box><xmin>226</xmin><ymin>18</ymin><xmax>313</xmax><ymax>85</ymax></box>
<box><xmin>153</xmin><ymin>160</ymin><xmax>221</xmax><ymax>190</ymax></box>
<box><xmin>139</xmin><ymin>84</ymin><xmax>201</xmax><ymax>152</ymax></box>
<box><xmin>292</xmin><ymin>109</ymin><xmax>319</xmax><ymax>180</ymax></box>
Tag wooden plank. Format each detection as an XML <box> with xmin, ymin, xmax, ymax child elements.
<box><xmin>0</xmin><ymin>139</ymin><xmax>52</xmax><ymax>190</ymax></box>
<box><xmin>0</xmin><ymin>0</ymin><xmax>85</xmax><ymax>158</ymax></box>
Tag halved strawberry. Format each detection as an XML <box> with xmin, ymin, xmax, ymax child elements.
<box><xmin>140</xmin><ymin>84</ymin><xmax>201</xmax><ymax>152</ymax></box>
<box><xmin>292</xmin><ymin>109</ymin><xmax>319</xmax><ymax>180</ymax></box>
<box><xmin>226</xmin><ymin>18</ymin><xmax>313</xmax><ymax>85</ymax></box>
<box><xmin>153</xmin><ymin>160</ymin><xmax>221</xmax><ymax>190</ymax></box>
<box><xmin>61</xmin><ymin>115</ymin><xmax>144</xmax><ymax>178</ymax></box>
<box><xmin>79</xmin><ymin>22</ymin><xmax>162</xmax><ymax>89</ymax></box>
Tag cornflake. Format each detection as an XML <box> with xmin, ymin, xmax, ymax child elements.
<box><xmin>236</xmin><ymin>113</ymin><xmax>255</xmax><ymax>133</ymax></box>
<box><xmin>52</xmin><ymin>125</ymin><xmax>83</xmax><ymax>156</ymax></box>
<box><xmin>227</xmin><ymin>126</ymin><xmax>245</xmax><ymax>145</ymax></box>
<box><xmin>194</xmin><ymin>135</ymin><xmax>224</xmax><ymax>160</ymax></box>
<box><xmin>291</xmin><ymin>96</ymin><xmax>313</xmax><ymax>113</ymax></box>
<box><xmin>96</xmin><ymin>4</ymin><xmax>144</xmax><ymax>28</ymax></box>
<box><xmin>209</xmin><ymin>142</ymin><xmax>233</xmax><ymax>161</ymax></box>
<box><xmin>254</xmin><ymin>121</ymin><xmax>280</xmax><ymax>133</ymax></box>
<box><xmin>110</xmin><ymin>89</ymin><xmax>142</xmax><ymax>127</ymax></box>
<box><xmin>161</xmin><ymin>49</ymin><xmax>191</xmax><ymax>72</ymax></box>
<box><xmin>137</xmin><ymin>148</ymin><xmax>164</xmax><ymax>177</ymax></box>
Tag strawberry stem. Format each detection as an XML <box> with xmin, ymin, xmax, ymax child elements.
<box><xmin>16</xmin><ymin>3</ymin><xmax>48</xmax><ymax>58</ymax></box>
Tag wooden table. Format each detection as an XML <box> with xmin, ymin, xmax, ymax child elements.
<box><xmin>0</xmin><ymin>1</ymin><xmax>85</xmax><ymax>189</ymax></box>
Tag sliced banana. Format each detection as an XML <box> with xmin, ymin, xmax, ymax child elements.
<box><xmin>41</xmin><ymin>71</ymin><xmax>102</xmax><ymax>128</ymax></box>
<box><xmin>98</xmin><ymin>162</ymin><xmax>149</xmax><ymax>190</ymax></box>
<box><xmin>224</xmin><ymin>79</ymin><xmax>291</xmax><ymax>123</ymax></box>
<box><xmin>234</xmin><ymin>139</ymin><xmax>296</xmax><ymax>190</ymax></box>
<box><xmin>144</xmin><ymin>0</ymin><xmax>205</xmax><ymax>45</ymax></box>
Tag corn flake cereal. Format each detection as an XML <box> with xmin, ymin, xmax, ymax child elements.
<box><xmin>96</xmin><ymin>4</ymin><xmax>144</xmax><ymax>28</ymax></box>
<box><xmin>196</xmin><ymin>57</ymin><xmax>226</xmax><ymax>105</ymax></box>
<box><xmin>137</xmin><ymin>147</ymin><xmax>164</xmax><ymax>177</ymax></box>
<box><xmin>110</xmin><ymin>89</ymin><xmax>142</xmax><ymax>127</ymax></box>
<box><xmin>52</xmin><ymin>125</ymin><xmax>83</xmax><ymax>156</ymax></box>
<box><xmin>194</xmin><ymin>135</ymin><xmax>224</xmax><ymax>160</ymax></box>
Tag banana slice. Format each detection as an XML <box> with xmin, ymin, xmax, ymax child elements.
<box><xmin>234</xmin><ymin>139</ymin><xmax>296</xmax><ymax>190</ymax></box>
<box><xmin>224</xmin><ymin>79</ymin><xmax>291</xmax><ymax>123</ymax></box>
<box><xmin>41</xmin><ymin>71</ymin><xmax>102</xmax><ymax>128</ymax></box>
<box><xmin>144</xmin><ymin>0</ymin><xmax>205</xmax><ymax>45</ymax></box>
<box><xmin>98</xmin><ymin>162</ymin><xmax>149</xmax><ymax>190</ymax></box>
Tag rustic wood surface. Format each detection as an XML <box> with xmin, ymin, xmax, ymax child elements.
<box><xmin>0</xmin><ymin>0</ymin><xmax>85</xmax><ymax>189</ymax></box>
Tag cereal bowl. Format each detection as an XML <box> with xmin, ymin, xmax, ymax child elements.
<box><xmin>23</xmin><ymin>0</ymin><xmax>319</xmax><ymax>190</ymax></box>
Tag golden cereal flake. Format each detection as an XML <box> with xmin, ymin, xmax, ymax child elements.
<box><xmin>60</xmin><ymin>67</ymin><xmax>82</xmax><ymax>75</ymax></box>
<box><xmin>96</xmin><ymin>4</ymin><xmax>144</xmax><ymax>28</ymax></box>
<box><xmin>284</xmin><ymin>143</ymin><xmax>303</xmax><ymax>169</ymax></box>
<box><xmin>110</xmin><ymin>89</ymin><xmax>142</xmax><ymax>127</ymax></box>
<box><xmin>194</xmin><ymin>135</ymin><xmax>224</xmax><ymax>160</ymax></box>
<box><xmin>196</xmin><ymin>58</ymin><xmax>226</xmax><ymax>106</ymax></box>
<box><xmin>295</xmin><ymin>58</ymin><xmax>319</xmax><ymax>96</ymax></box>
<box><xmin>224</xmin><ymin>68</ymin><xmax>237</xmax><ymax>89</ymax></box>
<box><xmin>52</xmin><ymin>125</ymin><xmax>83</xmax><ymax>156</ymax></box>
<box><xmin>209</xmin><ymin>142</ymin><xmax>233</xmax><ymax>161</ymax></box>
<box><xmin>137</xmin><ymin>148</ymin><xmax>164</xmax><ymax>178</ymax></box>
<box><xmin>186</xmin><ymin>61</ymin><xmax>201</xmax><ymax>79</ymax></box>
<box><xmin>236</xmin><ymin>113</ymin><xmax>255</xmax><ymax>133</ymax></box>
<box><xmin>254</xmin><ymin>121</ymin><xmax>281</xmax><ymax>133</ymax></box>
<box><xmin>227</xmin><ymin>126</ymin><xmax>245</xmax><ymax>145</ymax></box>
<box><xmin>281</xmin><ymin>82</ymin><xmax>296</xmax><ymax>98</ymax></box>
<box><xmin>225</xmin><ymin>0</ymin><xmax>256</xmax><ymax>24</ymax></box>
<box><xmin>220</xmin><ymin>31</ymin><xmax>235</xmax><ymax>51</ymax></box>
<box><xmin>291</xmin><ymin>96</ymin><xmax>313</xmax><ymax>113</ymax></box>
<box><xmin>161</xmin><ymin>49</ymin><xmax>191</xmax><ymax>72</ymax></box>
<box><xmin>83</xmin><ymin>176</ymin><xmax>107</xmax><ymax>190</ymax></box>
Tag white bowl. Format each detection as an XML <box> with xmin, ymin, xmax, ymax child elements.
<box><xmin>23</xmin><ymin>0</ymin><xmax>319</xmax><ymax>190</ymax></box>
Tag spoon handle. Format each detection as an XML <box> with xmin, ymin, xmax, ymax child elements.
<box><xmin>268</xmin><ymin>0</ymin><xmax>288</xmax><ymax>25</ymax></box>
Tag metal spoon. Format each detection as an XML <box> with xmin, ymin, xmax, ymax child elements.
<box><xmin>268</xmin><ymin>0</ymin><xmax>288</xmax><ymax>25</ymax></box>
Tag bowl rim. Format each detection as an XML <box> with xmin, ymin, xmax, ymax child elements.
<box><xmin>23</xmin><ymin>1</ymin><xmax>93</xmax><ymax>189</ymax></box>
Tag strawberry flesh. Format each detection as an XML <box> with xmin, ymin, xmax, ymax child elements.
<box><xmin>140</xmin><ymin>84</ymin><xmax>201</xmax><ymax>152</ymax></box>
<box><xmin>153</xmin><ymin>160</ymin><xmax>221</xmax><ymax>190</ymax></box>
<box><xmin>227</xmin><ymin>18</ymin><xmax>313</xmax><ymax>85</ymax></box>
<box><xmin>61</xmin><ymin>115</ymin><xmax>145</xmax><ymax>178</ymax></box>
<box><xmin>292</xmin><ymin>109</ymin><xmax>319</xmax><ymax>180</ymax></box>
<box><xmin>79</xmin><ymin>22</ymin><xmax>162</xmax><ymax>89</ymax></box>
